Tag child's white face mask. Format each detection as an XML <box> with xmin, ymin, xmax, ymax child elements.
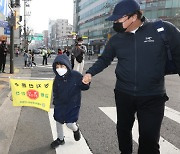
<box><xmin>56</xmin><ymin>68</ymin><xmax>67</xmax><ymax>76</ymax></box>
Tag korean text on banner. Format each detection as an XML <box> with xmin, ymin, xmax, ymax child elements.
<box><xmin>10</xmin><ymin>79</ymin><xmax>53</xmax><ymax>112</ymax></box>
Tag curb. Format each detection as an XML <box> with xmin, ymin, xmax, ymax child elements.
<box><xmin>0</xmin><ymin>94</ymin><xmax>22</xmax><ymax>154</ymax></box>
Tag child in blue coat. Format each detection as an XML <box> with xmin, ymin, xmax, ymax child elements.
<box><xmin>51</xmin><ymin>54</ymin><xmax>89</xmax><ymax>149</ymax></box>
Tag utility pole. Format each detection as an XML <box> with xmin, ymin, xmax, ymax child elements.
<box><xmin>10</xmin><ymin>12</ymin><xmax>14</xmax><ymax>74</ymax></box>
<box><xmin>8</xmin><ymin>1</ymin><xmax>15</xmax><ymax>74</ymax></box>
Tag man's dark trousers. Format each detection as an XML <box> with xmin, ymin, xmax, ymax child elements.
<box><xmin>2</xmin><ymin>55</ymin><xmax>6</xmax><ymax>72</ymax></box>
<box><xmin>114</xmin><ymin>90</ymin><xmax>168</xmax><ymax>154</ymax></box>
<box><xmin>0</xmin><ymin>56</ymin><xmax>6</xmax><ymax>72</ymax></box>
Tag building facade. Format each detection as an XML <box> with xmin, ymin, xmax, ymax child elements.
<box><xmin>48</xmin><ymin>19</ymin><xmax>73</xmax><ymax>50</ymax></box>
<box><xmin>74</xmin><ymin>0</ymin><xmax>180</xmax><ymax>54</ymax></box>
<box><xmin>0</xmin><ymin>0</ymin><xmax>10</xmax><ymax>43</ymax></box>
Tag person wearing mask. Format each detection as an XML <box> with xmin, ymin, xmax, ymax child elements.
<box><xmin>50</xmin><ymin>54</ymin><xmax>90</xmax><ymax>149</ymax></box>
<box><xmin>82</xmin><ymin>0</ymin><xmax>180</xmax><ymax>153</ymax></box>
<box><xmin>72</xmin><ymin>37</ymin><xmax>87</xmax><ymax>74</ymax></box>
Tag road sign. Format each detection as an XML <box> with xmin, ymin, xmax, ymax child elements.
<box><xmin>4</xmin><ymin>27</ymin><xmax>10</xmax><ymax>35</ymax></box>
<box><xmin>28</xmin><ymin>35</ymin><xmax>43</xmax><ymax>41</ymax></box>
<box><xmin>0</xmin><ymin>20</ymin><xmax>9</xmax><ymax>28</ymax></box>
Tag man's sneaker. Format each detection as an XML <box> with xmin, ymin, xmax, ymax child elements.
<box><xmin>50</xmin><ymin>138</ymin><xmax>65</xmax><ymax>149</ymax></box>
<box><xmin>73</xmin><ymin>128</ymin><xmax>81</xmax><ymax>141</ymax></box>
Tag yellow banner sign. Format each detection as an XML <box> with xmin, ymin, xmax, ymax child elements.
<box><xmin>10</xmin><ymin>79</ymin><xmax>53</xmax><ymax>112</ymax></box>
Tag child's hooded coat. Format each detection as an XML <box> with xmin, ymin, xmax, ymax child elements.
<box><xmin>52</xmin><ymin>54</ymin><xmax>89</xmax><ymax>123</ymax></box>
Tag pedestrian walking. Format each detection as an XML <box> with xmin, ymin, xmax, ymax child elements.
<box><xmin>50</xmin><ymin>54</ymin><xmax>89</xmax><ymax>149</ymax></box>
<box><xmin>82</xmin><ymin>0</ymin><xmax>180</xmax><ymax>154</ymax></box>
<box><xmin>30</xmin><ymin>50</ymin><xmax>36</xmax><ymax>66</ymax></box>
<box><xmin>42</xmin><ymin>48</ymin><xmax>48</xmax><ymax>65</ymax></box>
<box><xmin>28</xmin><ymin>50</ymin><xmax>33</xmax><ymax>67</ymax></box>
<box><xmin>15</xmin><ymin>47</ymin><xmax>19</xmax><ymax>57</ymax></box>
<box><xmin>71</xmin><ymin>37</ymin><xmax>87</xmax><ymax>74</ymax></box>
<box><xmin>63</xmin><ymin>48</ymin><xmax>70</xmax><ymax>57</ymax></box>
<box><xmin>70</xmin><ymin>52</ymin><xmax>75</xmax><ymax>69</ymax></box>
<box><xmin>0</xmin><ymin>41</ymin><xmax>8</xmax><ymax>73</ymax></box>
<box><xmin>23</xmin><ymin>50</ymin><xmax>29</xmax><ymax>68</ymax></box>
<box><xmin>57</xmin><ymin>48</ymin><xmax>63</xmax><ymax>55</ymax></box>
<box><xmin>47</xmin><ymin>48</ymin><xmax>51</xmax><ymax>58</ymax></box>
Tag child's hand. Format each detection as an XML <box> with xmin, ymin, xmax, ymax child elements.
<box><xmin>82</xmin><ymin>73</ymin><xmax>92</xmax><ymax>84</ymax></box>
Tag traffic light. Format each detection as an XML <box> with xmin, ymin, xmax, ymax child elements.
<box><xmin>14</xmin><ymin>10</ymin><xmax>20</xmax><ymax>30</ymax></box>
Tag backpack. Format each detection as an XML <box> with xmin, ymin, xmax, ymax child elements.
<box><xmin>76</xmin><ymin>52</ymin><xmax>83</xmax><ymax>63</ymax></box>
<box><xmin>153</xmin><ymin>20</ymin><xmax>178</xmax><ymax>75</ymax></box>
<box><xmin>75</xmin><ymin>46</ymin><xmax>85</xmax><ymax>63</ymax></box>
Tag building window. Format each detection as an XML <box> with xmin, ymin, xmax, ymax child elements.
<box><xmin>152</xmin><ymin>10</ymin><xmax>158</xmax><ymax>19</ymax></box>
<box><xmin>164</xmin><ymin>9</ymin><xmax>172</xmax><ymax>17</ymax></box>
<box><xmin>165</xmin><ymin>0</ymin><xmax>172</xmax><ymax>8</ymax></box>
<box><xmin>158</xmin><ymin>9</ymin><xmax>165</xmax><ymax>17</ymax></box>
<box><xmin>172</xmin><ymin>0</ymin><xmax>179</xmax><ymax>7</ymax></box>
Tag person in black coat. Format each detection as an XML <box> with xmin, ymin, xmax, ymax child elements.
<box><xmin>0</xmin><ymin>41</ymin><xmax>8</xmax><ymax>73</ymax></box>
<box><xmin>50</xmin><ymin>54</ymin><xmax>90</xmax><ymax>149</ymax></box>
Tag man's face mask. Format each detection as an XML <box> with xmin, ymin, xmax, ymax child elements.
<box><xmin>78</xmin><ymin>42</ymin><xmax>83</xmax><ymax>46</ymax></box>
<box><xmin>56</xmin><ymin>68</ymin><xmax>67</xmax><ymax>76</ymax></box>
<box><xmin>113</xmin><ymin>16</ymin><xmax>133</xmax><ymax>33</ymax></box>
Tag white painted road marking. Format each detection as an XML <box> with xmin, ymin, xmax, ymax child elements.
<box><xmin>48</xmin><ymin>109</ymin><xmax>92</xmax><ymax>154</ymax></box>
<box><xmin>36</xmin><ymin>64</ymin><xmax>52</xmax><ymax>69</ymax></box>
<box><xmin>165</xmin><ymin>106</ymin><xmax>180</xmax><ymax>124</ymax></box>
<box><xmin>99</xmin><ymin>107</ymin><xmax>180</xmax><ymax>154</ymax></box>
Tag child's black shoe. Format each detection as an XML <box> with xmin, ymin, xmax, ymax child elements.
<box><xmin>50</xmin><ymin>138</ymin><xmax>65</xmax><ymax>149</ymax></box>
<box><xmin>73</xmin><ymin>128</ymin><xmax>81</xmax><ymax>141</ymax></box>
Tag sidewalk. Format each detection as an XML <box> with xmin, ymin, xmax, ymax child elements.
<box><xmin>0</xmin><ymin>64</ymin><xmax>19</xmax><ymax>106</ymax></box>
<box><xmin>0</xmin><ymin>59</ymin><xmax>31</xmax><ymax>154</ymax></box>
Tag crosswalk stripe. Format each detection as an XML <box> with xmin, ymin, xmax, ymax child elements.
<box><xmin>165</xmin><ymin>106</ymin><xmax>180</xmax><ymax>124</ymax></box>
<box><xmin>48</xmin><ymin>109</ymin><xmax>92</xmax><ymax>154</ymax></box>
<box><xmin>99</xmin><ymin>107</ymin><xmax>180</xmax><ymax>154</ymax></box>
<box><xmin>36</xmin><ymin>65</ymin><xmax>52</xmax><ymax>68</ymax></box>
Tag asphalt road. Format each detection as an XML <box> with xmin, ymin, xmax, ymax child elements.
<box><xmin>5</xmin><ymin>54</ymin><xmax>180</xmax><ymax>154</ymax></box>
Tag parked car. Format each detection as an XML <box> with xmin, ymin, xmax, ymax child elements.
<box><xmin>51</xmin><ymin>50</ymin><xmax>56</xmax><ymax>54</ymax></box>
<box><xmin>33</xmin><ymin>49</ymin><xmax>40</xmax><ymax>54</ymax></box>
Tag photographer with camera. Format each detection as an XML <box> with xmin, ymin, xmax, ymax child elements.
<box><xmin>71</xmin><ymin>37</ymin><xmax>87</xmax><ymax>74</ymax></box>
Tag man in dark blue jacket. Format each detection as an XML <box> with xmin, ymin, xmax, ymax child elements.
<box><xmin>83</xmin><ymin>0</ymin><xmax>180</xmax><ymax>153</ymax></box>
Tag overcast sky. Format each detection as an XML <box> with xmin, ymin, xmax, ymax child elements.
<box><xmin>21</xmin><ymin>0</ymin><xmax>73</xmax><ymax>33</ymax></box>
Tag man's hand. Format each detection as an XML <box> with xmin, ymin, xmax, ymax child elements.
<box><xmin>82</xmin><ymin>73</ymin><xmax>92</xmax><ymax>84</ymax></box>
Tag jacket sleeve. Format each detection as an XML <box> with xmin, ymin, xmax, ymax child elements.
<box><xmin>86</xmin><ymin>40</ymin><xmax>116</xmax><ymax>76</ymax></box>
<box><xmin>77</xmin><ymin>73</ymin><xmax>90</xmax><ymax>90</ymax></box>
<box><xmin>80</xmin><ymin>82</ymin><xmax>90</xmax><ymax>91</ymax></box>
<box><xmin>164</xmin><ymin>21</ymin><xmax>180</xmax><ymax>74</ymax></box>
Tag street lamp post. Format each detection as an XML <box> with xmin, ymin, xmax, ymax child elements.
<box><xmin>10</xmin><ymin>11</ymin><xmax>14</xmax><ymax>74</ymax></box>
<box><xmin>8</xmin><ymin>1</ymin><xmax>15</xmax><ymax>74</ymax></box>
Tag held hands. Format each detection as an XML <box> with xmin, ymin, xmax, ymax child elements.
<box><xmin>82</xmin><ymin>73</ymin><xmax>92</xmax><ymax>84</ymax></box>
